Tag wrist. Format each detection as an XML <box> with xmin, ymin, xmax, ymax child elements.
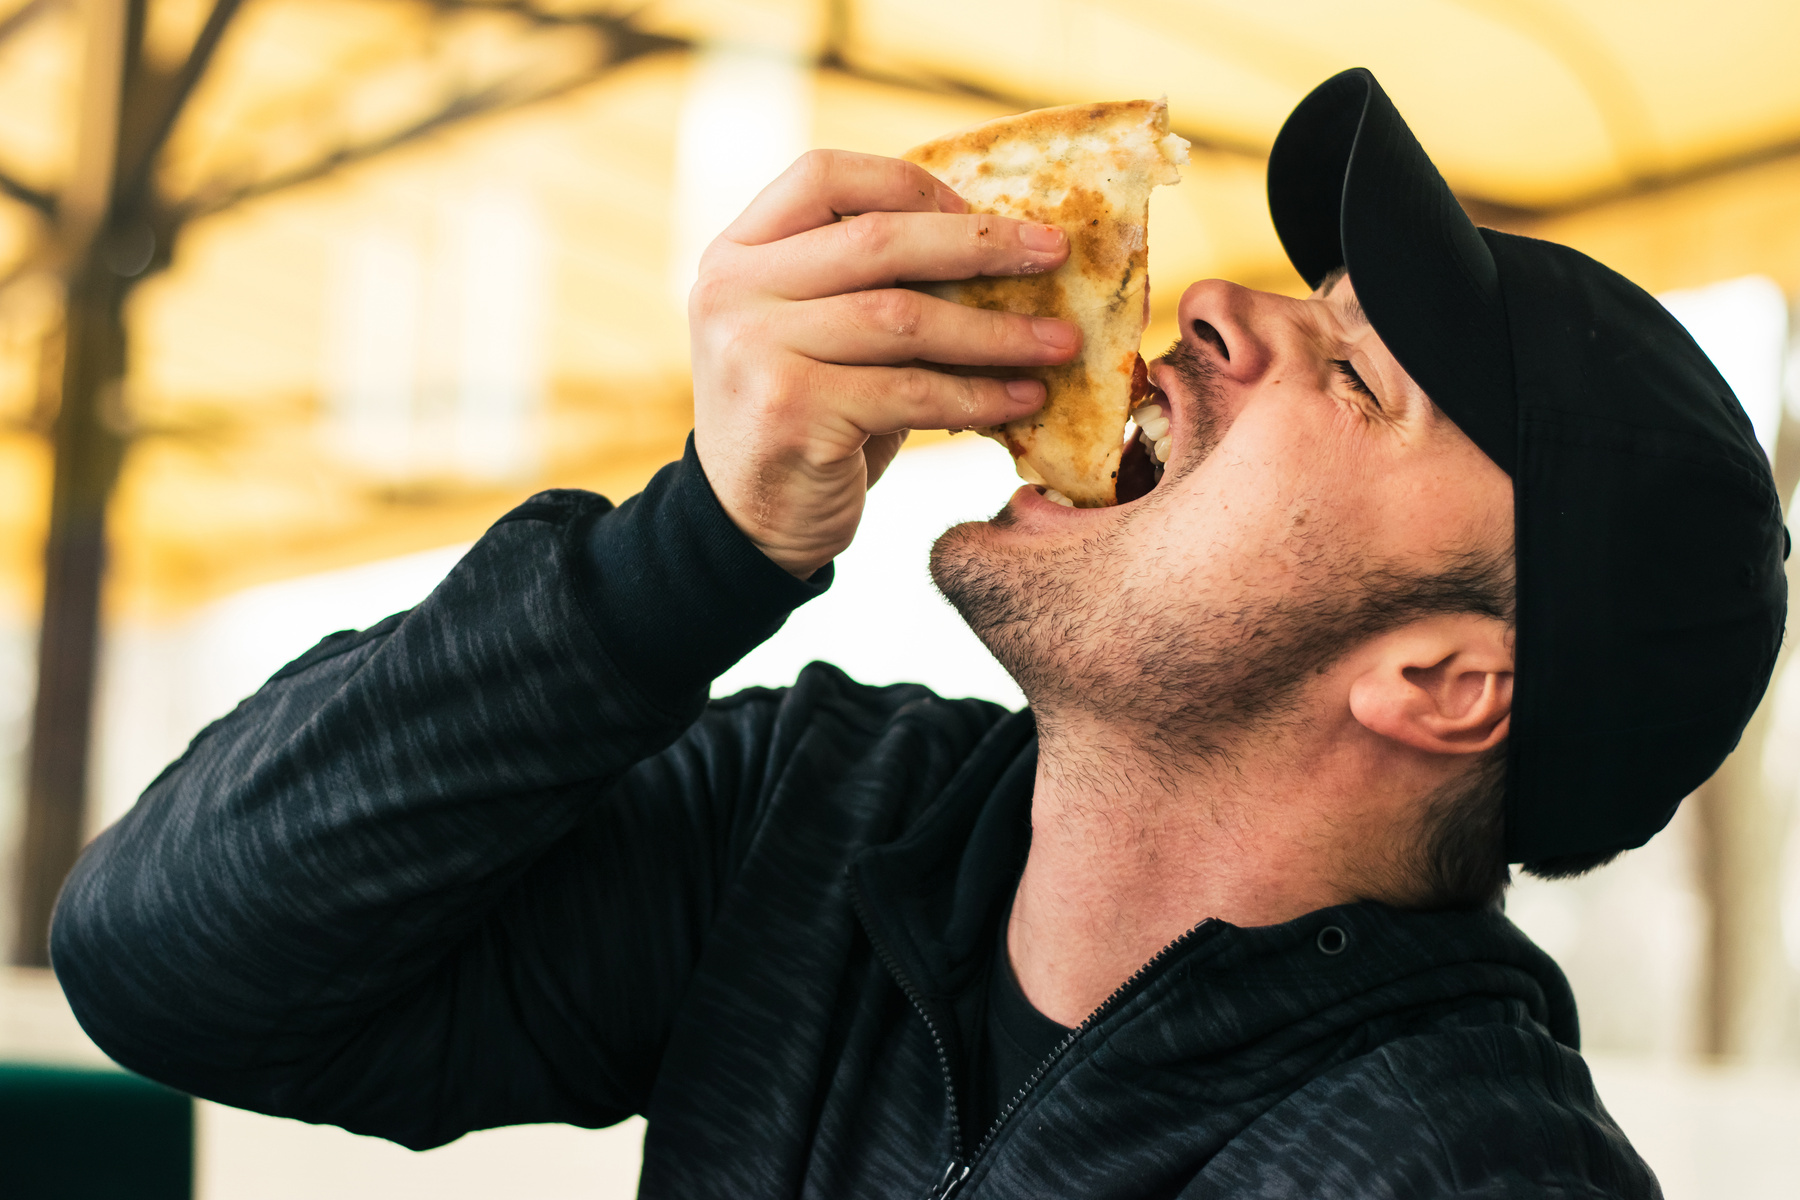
<box><xmin>576</xmin><ymin>436</ymin><xmax>833</xmax><ymax>714</ymax></box>
<box><xmin>693</xmin><ymin>439</ymin><xmax>853</xmax><ymax>581</ymax></box>
<box><xmin>751</xmin><ymin>537</ymin><xmax>837</xmax><ymax>582</ymax></box>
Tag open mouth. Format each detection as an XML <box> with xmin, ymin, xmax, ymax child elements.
<box><xmin>1025</xmin><ymin>355</ymin><xmax>1171</xmax><ymax>509</ymax></box>
<box><xmin>1115</xmin><ymin>355</ymin><xmax>1169</xmax><ymax>504</ymax></box>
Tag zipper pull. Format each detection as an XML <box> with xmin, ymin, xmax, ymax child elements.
<box><xmin>925</xmin><ymin>1159</ymin><xmax>971</xmax><ymax>1200</ymax></box>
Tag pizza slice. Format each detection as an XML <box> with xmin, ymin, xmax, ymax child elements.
<box><xmin>904</xmin><ymin>99</ymin><xmax>1188</xmax><ymax>507</ymax></box>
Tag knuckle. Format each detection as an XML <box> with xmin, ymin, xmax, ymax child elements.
<box><xmin>697</xmin><ymin>309</ymin><xmax>755</xmax><ymax>363</ymax></box>
<box><xmin>761</xmin><ymin>353</ymin><xmax>807</xmax><ymax>397</ymax></box>
<box><xmin>687</xmin><ymin>272</ymin><xmax>732</xmax><ymax>322</ymax></box>
<box><xmin>842</xmin><ymin>210</ymin><xmax>896</xmax><ymax>254</ymax></box>
<box><xmin>895</xmin><ymin>368</ymin><xmax>936</xmax><ymax>409</ymax></box>
<box><xmin>692</xmin><ymin>311</ymin><xmax>736</xmax><ymax>359</ymax></box>
<box><xmin>894</xmin><ymin>159</ymin><xmax>937</xmax><ymax>202</ymax></box>
<box><xmin>852</xmin><ymin>288</ymin><xmax>922</xmax><ymax>336</ymax></box>
<box><xmin>699</xmin><ymin>306</ymin><xmax>778</xmax><ymax>378</ymax></box>
<box><xmin>791</xmin><ymin>148</ymin><xmax>837</xmax><ymax>186</ymax></box>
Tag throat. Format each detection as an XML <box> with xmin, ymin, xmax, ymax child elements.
<box><xmin>1014</xmin><ymin>719</ymin><xmax>1371</xmax><ymax>1020</ymax></box>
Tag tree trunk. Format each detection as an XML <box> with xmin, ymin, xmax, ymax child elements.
<box><xmin>12</xmin><ymin>262</ymin><xmax>128</xmax><ymax>967</ymax></box>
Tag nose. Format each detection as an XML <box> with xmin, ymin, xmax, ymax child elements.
<box><xmin>1174</xmin><ymin>279</ymin><xmax>1275</xmax><ymax>383</ymax></box>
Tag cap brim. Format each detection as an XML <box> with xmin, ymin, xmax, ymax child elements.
<box><xmin>1267</xmin><ymin>68</ymin><xmax>1517</xmax><ymax>476</ymax></box>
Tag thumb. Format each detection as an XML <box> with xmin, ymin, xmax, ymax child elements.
<box><xmin>864</xmin><ymin>430</ymin><xmax>910</xmax><ymax>489</ymax></box>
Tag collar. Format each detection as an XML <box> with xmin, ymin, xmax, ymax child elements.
<box><xmin>849</xmin><ymin>708</ymin><xmax>1580</xmax><ymax>1075</ymax></box>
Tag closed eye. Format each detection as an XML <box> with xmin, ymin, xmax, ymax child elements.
<box><xmin>1333</xmin><ymin>359</ymin><xmax>1380</xmax><ymax>407</ymax></box>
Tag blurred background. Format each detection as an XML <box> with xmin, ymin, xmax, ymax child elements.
<box><xmin>0</xmin><ymin>0</ymin><xmax>1798</xmax><ymax>1195</ymax></box>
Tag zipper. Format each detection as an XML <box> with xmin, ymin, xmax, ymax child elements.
<box><xmin>962</xmin><ymin>918</ymin><xmax>1221</xmax><ymax>1175</ymax></box>
<box><xmin>846</xmin><ymin>878</ymin><xmax>971</xmax><ymax>1198</ymax></box>
<box><xmin>853</xmin><ymin>858</ymin><xmax>1220</xmax><ymax>1200</ymax></box>
<box><xmin>924</xmin><ymin>1158</ymin><xmax>972</xmax><ymax>1200</ymax></box>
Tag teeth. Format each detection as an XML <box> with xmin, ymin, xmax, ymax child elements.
<box><xmin>1153</xmin><ymin>435</ymin><xmax>1172</xmax><ymax>463</ymax></box>
<box><xmin>1041</xmin><ymin>487</ymin><xmax>1075</xmax><ymax>508</ymax></box>
<box><xmin>1015</xmin><ymin>458</ymin><xmax>1046</xmax><ymax>486</ymax></box>
<box><xmin>1138</xmin><ymin>413</ymin><xmax>1170</xmax><ymax>441</ymax></box>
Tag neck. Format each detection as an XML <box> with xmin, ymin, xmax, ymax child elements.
<box><xmin>1008</xmin><ymin>706</ymin><xmax>1417</xmax><ymax>1026</ymax></box>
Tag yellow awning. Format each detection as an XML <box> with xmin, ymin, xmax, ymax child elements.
<box><xmin>2</xmin><ymin>0</ymin><xmax>1798</xmax><ymax>617</ymax></box>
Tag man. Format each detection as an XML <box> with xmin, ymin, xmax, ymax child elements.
<box><xmin>53</xmin><ymin>70</ymin><xmax>1784</xmax><ymax>1198</ymax></box>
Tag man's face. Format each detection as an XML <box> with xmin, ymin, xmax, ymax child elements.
<box><xmin>930</xmin><ymin>274</ymin><xmax>1513</xmax><ymax>753</ymax></box>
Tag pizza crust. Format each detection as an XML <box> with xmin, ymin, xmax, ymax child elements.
<box><xmin>905</xmin><ymin>100</ymin><xmax>1188</xmax><ymax>506</ymax></box>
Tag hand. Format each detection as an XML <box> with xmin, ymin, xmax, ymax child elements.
<box><xmin>689</xmin><ymin>149</ymin><xmax>1080</xmax><ymax>579</ymax></box>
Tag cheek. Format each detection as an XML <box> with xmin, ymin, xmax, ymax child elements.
<box><xmin>1143</xmin><ymin>459</ymin><xmax>1331</xmax><ymax>578</ymax></box>
<box><xmin>1183</xmin><ymin>407</ymin><xmax>1357</xmax><ymax>518</ymax></box>
<box><xmin>1374</xmin><ymin>462</ymin><xmax>1509</xmax><ymax>566</ymax></box>
<box><xmin>1147</xmin><ymin>417</ymin><xmax>1385</xmax><ymax>588</ymax></box>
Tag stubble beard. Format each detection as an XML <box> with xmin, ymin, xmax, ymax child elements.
<box><xmin>929</xmin><ymin>337</ymin><xmax>1368</xmax><ymax>765</ymax></box>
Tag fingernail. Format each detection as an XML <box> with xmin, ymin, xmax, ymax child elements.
<box><xmin>1018</xmin><ymin>223</ymin><xmax>1064</xmax><ymax>252</ymax></box>
<box><xmin>1032</xmin><ymin>318</ymin><xmax>1078</xmax><ymax>350</ymax></box>
<box><xmin>1005</xmin><ymin>379</ymin><xmax>1043</xmax><ymax>406</ymax></box>
<box><xmin>935</xmin><ymin>185</ymin><xmax>968</xmax><ymax>213</ymax></box>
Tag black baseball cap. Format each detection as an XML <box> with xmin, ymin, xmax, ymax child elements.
<box><xmin>1266</xmin><ymin>68</ymin><xmax>1789</xmax><ymax>864</ymax></box>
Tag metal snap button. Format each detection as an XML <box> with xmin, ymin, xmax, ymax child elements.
<box><xmin>1316</xmin><ymin>925</ymin><xmax>1348</xmax><ymax>955</ymax></box>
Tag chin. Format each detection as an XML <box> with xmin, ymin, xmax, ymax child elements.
<box><xmin>929</xmin><ymin>505</ymin><xmax>1139</xmax><ymax>715</ymax></box>
<box><xmin>927</xmin><ymin>518</ymin><xmax>1019</xmax><ymax>635</ymax></box>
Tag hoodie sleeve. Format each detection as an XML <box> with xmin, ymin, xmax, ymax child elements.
<box><xmin>50</xmin><ymin>437</ymin><xmax>829</xmax><ymax>1148</ymax></box>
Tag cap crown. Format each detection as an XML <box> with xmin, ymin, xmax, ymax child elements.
<box><xmin>1496</xmin><ymin>232</ymin><xmax>1785</xmax><ymax>859</ymax></box>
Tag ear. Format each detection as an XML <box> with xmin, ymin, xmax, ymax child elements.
<box><xmin>1346</xmin><ymin>615</ymin><xmax>1513</xmax><ymax>756</ymax></box>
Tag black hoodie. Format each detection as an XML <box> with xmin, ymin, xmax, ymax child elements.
<box><xmin>52</xmin><ymin>441</ymin><xmax>1658</xmax><ymax>1198</ymax></box>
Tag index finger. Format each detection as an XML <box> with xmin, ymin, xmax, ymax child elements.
<box><xmin>724</xmin><ymin>150</ymin><xmax>966</xmax><ymax>247</ymax></box>
<box><xmin>755</xmin><ymin>210</ymin><xmax>1069</xmax><ymax>301</ymax></box>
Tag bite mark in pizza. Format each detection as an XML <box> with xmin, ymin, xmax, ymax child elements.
<box><xmin>904</xmin><ymin>99</ymin><xmax>1189</xmax><ymax>507</ymax></box>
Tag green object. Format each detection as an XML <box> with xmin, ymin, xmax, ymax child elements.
<box><xmin>0</xmin><ymin>1062</ymin><xmax>192</xmax><ymax>1199</ymax></box>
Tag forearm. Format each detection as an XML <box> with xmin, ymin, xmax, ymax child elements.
<box><xmin>50</xmin><ymin>440</ymin><xmax>826</xmax><ymax>1120</ymax></box>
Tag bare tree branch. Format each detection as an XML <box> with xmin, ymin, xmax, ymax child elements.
<box><xmin>0</xmin><ymin>4</ymin><xmax>61</xmax><ymax>217</ymax></box>
<box><xmin>179</xmin><ymin>54</ymin><xmax>651</xmax><ymax>219</ymax></box>
<box><xmin>0</xmin><ymin>165</ymin><xmax>55</xmax><ymax>216</ymax></box>
<box><xmin>179</xmin><ymin>87</ymin><xmax>522</xmax><ymax>219</ymax></box>
<box><xmin>0</xmin><ymin>0</ymin><xmax>56</xmax><ymax>47</ymax></box>
<box><xmin>115</xmin><ymin>0</ymin><xmax>246</xmax><ymax>215</ymax></box>
<box><xmin>167</xmin><ymin>4</ymin><xmax>684</xmax><ymax>220</ymax></box>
